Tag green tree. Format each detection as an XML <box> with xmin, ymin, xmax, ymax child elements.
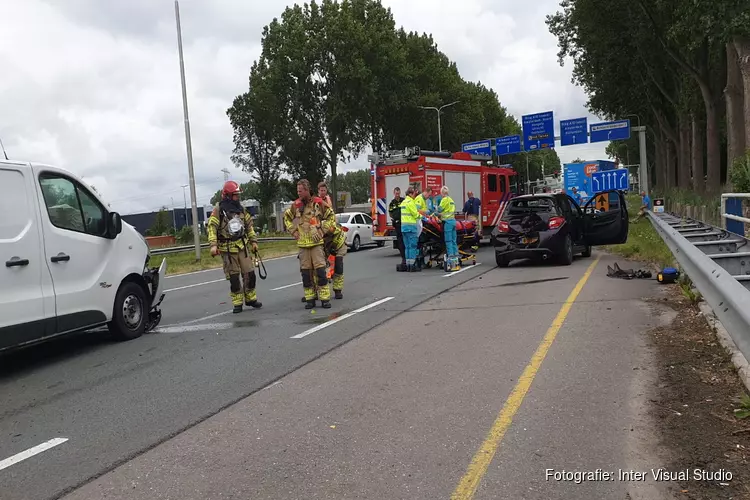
<box><xmin>226</xmin><ymin>89</ymin><xmax>282</xmax><ymax>218</ymax></box>
<box><xmin>146</xmin><ymin>208</ymin><xmax>172</xmax><ymax>237</ymax></box>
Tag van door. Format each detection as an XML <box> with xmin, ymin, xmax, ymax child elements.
<box><xmin>0</xmin><ymin>163</ymin><xmax>56</xmax><ymax>350</ymax></box>
<box><xmin>36</xmin><ymin>171</ymin><xmax>116</xmax><ymax>332</ymax></box>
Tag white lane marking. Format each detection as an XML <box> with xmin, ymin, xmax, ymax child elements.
<box><xmin>271</xmin><ymin>281</ymin><xmax>303</xmax><ymax>291</ymax></box>
<box><xmin>291</xmin><ymin>297</ymin><xmax>394</xmax><ymax>339</ymax></box>
<box><xmin>442</xmin><ymin>262</ymin><xmax>482</xmax><ymax>277</ymax></box>
<box><xmin>0</xmin><ymin>438</ymin><xmax>69</xmax><ymax>471</ymax></box>
<box><xmin>174</xmin><ymin>310</ymin><xmax>232</xmax><ymax>326</ymax></box>
<box><xmin>164</xmin><ymin>278</ymin><xmax>225</xmax><ymax>292</ymax></box>
<box><xmin>153</xmin><ymin>323</ymin><xmax>235</xmax><ymax>334</ymax></box>
<box><xmin>164</xmin><ymin>254</ymin><xmax>296</xmax><ymax>279</ymax></box>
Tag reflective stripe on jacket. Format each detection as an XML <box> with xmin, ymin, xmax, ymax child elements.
<box><xmin>207</xmin><ymin>206</ymin><xmax>257</xmax><ymax>253</ymax></box>
<box><xmin>438</xmin><ymin>196</ymin><xmax>456</xmax><ymax>220</ymax></box>
<box><xmin>400</xmin><ymin>196</ymin><xmax>419</xmax><ymax>224</ymax></box>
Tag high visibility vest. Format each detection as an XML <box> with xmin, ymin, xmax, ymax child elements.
<box><xmin>438</xmin><ymin>196</ymin><xmax>456</xmax><ymax>220</ymax></box>
<box><xmin>414</xmin><ymin>194</ymin><xmax>427</xmax><ymax>214</ymax></box>
<box><xmin>400</xmin><ymin>196</ymin><xmax>419</xmax><ymax>224</ymax></box>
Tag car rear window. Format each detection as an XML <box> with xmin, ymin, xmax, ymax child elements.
<box><xmin>336</xmin><ymin>214</ymin><xmax>350</xmax><ymax>224</ymax></box>
<box><xmin>507</xmin><ymin>198</ymin><xmax>558</xmax><ymax>214</ymax></box>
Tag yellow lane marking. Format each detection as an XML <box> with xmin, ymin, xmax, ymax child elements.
<box><xmin>450</xmin><ymin>255</ymin><xmax>601</xmax><ymax>500</ymax></box>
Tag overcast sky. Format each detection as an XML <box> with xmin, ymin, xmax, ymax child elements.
<box><xmin>1</xmin><ymin>0</ymin><xmax>614</xmax><ymax>215</ymax></box>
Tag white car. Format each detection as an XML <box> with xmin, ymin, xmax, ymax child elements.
<box><xmin>335</xmin><ymin>212</ymin><xmax>384</xmax><ymax>251</ymax></box>
<box><xmin>0</xmin><ymin>159</ymin><xmax>166</xmax><ymax>352</ymax></box>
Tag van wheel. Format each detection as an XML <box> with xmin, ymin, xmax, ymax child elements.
<box><xmin>108</xmin><ymin>282</ymin><xmax>147</xmax><ymax>341</ymax></box>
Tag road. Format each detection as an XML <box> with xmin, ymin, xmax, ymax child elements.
<box><xmin>0</xmin><ymin>242</ymin><xmax>490</xmax><ymax>500</ymax></box>
<box><xmin>0</xmin><ymin>242</ymin><xmax>677</xmax><ymax>499</ymax></box>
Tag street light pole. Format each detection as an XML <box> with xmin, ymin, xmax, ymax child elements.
<box><xmin>418</xmin><ymin>101</ymin><xmax>459</xmax><ymax>151</ymax></box>
<box><xmin>175</xmin><ymin>0</ymin><xmax>202</xmax><ymax>262</ymax></box>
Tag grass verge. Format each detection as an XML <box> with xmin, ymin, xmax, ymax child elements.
<box><xmin>602</xmin><ymin>194</ymin><xmax>675</xmax><ymax>269</ymax></box>
<box><xmin>153</xmin><ymin>240</ymin><xmax>299</xmax><ymax>276</ymax></box>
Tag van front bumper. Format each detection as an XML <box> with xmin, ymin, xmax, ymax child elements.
<box><xmin>143</xmin><ymin>257</ymin><xmax>167</xmax><ymax>332</ymax></box>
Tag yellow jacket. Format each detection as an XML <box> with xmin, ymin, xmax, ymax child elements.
<box><xmin>400</xmin><ymin>196</ymin><xmax>419</xmax><ymax>225</ymax></box>
<box><xmin>414</xmin><ymin>194</ymin><xmax>428</xmax><ymax>215</ymax></box>
<box><xmin>207</xmin><ymin>205</ymin><xmax>257</xmax><ymax>253</ymax></box>
<box><xmin>284</xmin><ymin>197</ymin><xmax>336</xmax><ymax>248</ymax></box>
<box><xmin>437</xmin><ymin>195</ymin><xmax>456</xmax><ymax>220</ymax></box>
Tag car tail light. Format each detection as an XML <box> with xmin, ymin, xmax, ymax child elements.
<box><xmin>497</xmin><ymin>220</ymin><xmax>510</xmax><ymax>233</ymax></box>
<box><xmin>548</xmin><ymin>216</ymin><xmax>565</xmax><ymax>229</ymax></box>
<box><xmin>341</xmin><ymin>226</ymin><xmax>349</xmax><ymax>232</ymax></box>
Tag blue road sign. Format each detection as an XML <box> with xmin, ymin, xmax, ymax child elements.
<box><xmin>589</xmin><ymin>119</ymin><xmax>631</xmax><ymax>143</ymax></box>
<box><xmin>462</xmin><ymin>140</ymin><xmax>492</xmax><ymax>156</ymax></box>
<box><xmin>522</xmin><ymin>111</ymin><xmax>555</xmax><ymax>151</ymax></box>
<box><xmin>560</xmin><ymin>117</ymin><xmax>588</xmax><ymax>146</ymax></box>
<box><xmin>495</xmin><ymin>135</ymin><xmax>521</xmax><ymax>155</ymax></box>
<box><xmin>591</xmin><ymin>168</ymin><xmax>629</xmax><ymax>192</ymax></box>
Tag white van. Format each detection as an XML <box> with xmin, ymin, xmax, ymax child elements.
<box><xmin>0</xmin><ymin>159</ymin><xmax>166</xmax><ymax>352</ymax></box>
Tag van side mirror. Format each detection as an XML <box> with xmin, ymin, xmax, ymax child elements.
<box><xmin>107</xmin><ymin>212</ymin><xmax>123</xmax><ymax>238</ymax></box>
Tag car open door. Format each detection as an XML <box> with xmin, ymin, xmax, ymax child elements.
<box><xmin>582</xmin><ymin>190</ymin><xmax>628</xmax><ymax>246</ymax></box>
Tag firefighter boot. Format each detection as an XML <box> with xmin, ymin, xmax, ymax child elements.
<box><xmin>244</xmin><ymin>272</ymin><xmax>262</xmax><ymax>309</ymax></box>
<box><xmin>229</xmin><ymin>273</ymin><xmax>244</xmax><ymax>313</ymax></box>
<box><xmin>332</xmin><ymin>256</ymin><xmax>344</xmax><ymax>299</ymax></box>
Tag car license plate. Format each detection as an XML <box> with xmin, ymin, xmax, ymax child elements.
<box><xmin>521</xmin><ymin>236</ymin><xmax>538</xmax><ymax>244</ymax></box>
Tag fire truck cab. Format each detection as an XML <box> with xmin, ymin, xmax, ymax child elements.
<box><xmin>369</xmin><ymin>147</ymin><xmax>518</xmax><ymax>244</ymax></box>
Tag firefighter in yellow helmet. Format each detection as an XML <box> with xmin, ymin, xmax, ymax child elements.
<box><xmin>207</xmin><ymin>180</ymin><xmax>262</xmax><ymax>313</ymax></box>
<box><xmin>284</xmin><ymin>179</ymin><xmax>336</xmax><ymax>309</ymax></box>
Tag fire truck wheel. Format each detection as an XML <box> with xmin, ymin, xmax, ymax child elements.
<box><xmin>376</xmin><ymin>240</ymin><xmax>385</xmax><ymax>247</ymax></box>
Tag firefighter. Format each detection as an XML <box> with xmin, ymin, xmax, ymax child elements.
<box><xmin>207</xmin><ymin>180</ymin><xmax>262</xmax><ymax>314</ymax></box>
<box><xmin>284</xmin><ymin>179</ymin><xmax>336</xmax><ymax>309</ymax></box>
<box><xmin>388</xmin><ymin>186</ymin><xmax>406</xmax><ymax>271</ymax></box>
<box><xmin>400</xmin><ymin>186</ymin><xmax>421</xmax><ymax>272</ymax></box>
<box><xmin>300</xmin><ymin>182</ymin><xmax>346</xmax><ymax>301</ymax></box>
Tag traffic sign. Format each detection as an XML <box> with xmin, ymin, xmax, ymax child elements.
<box><xmin>560</xmin><ymin>117</ymin><xmax>588</xmax><ymax>146</ymax></box>
<box><xmin>653</xmin><ymin>198</ymin><xmax>664</xmax><ymax>213</ymax></box>
<box><xmin>590</xmin><ymin>119</ymin><xmax>631</xmax><ymax>143</ymax></box>
<box><xmin>462</xmin><ymin>140</ymin><xmax>492</xmax><ymax>156</ymax></box>
<box><xmin>522</xmin><ymin>111</ymin><xmax>555</xmax><ymax>151</ymax></box>
<box><xmin>495</xmin><ymin>135</ymin><xmax>521</xmax><ymax>155</ymax></box>
<box><xmin>591</xmin><ymin>169</ymin><xmax>629</xmax><ymax>192</ymax></box>
<box><xmin>595</xmin><ymin>194</ymin><xmax>609</xmax><ymax>212</ymax></box>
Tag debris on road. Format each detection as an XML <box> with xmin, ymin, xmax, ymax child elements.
<box><xmin>647</xmin><ymin>285</ymin><xmax>750</xmax><ymax>499</ymax></box>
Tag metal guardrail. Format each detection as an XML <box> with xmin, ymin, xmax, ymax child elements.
<box><xmin>648</xmin><ymin>211</ymin><xmax>750</xmax><ymax>364</ymax></box>
<box><xmin>150</xmin><ymin>237</ymin><xmax>294</xmax><ymax>255</ymax></box>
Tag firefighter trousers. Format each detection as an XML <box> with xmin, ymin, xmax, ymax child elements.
<box><xmin>394</xmin><ymin>224</ymin><xmax>405</xmax><ymax>264</ymax></box>
<box><xmin>299</xmin><ymin>245</ymin><xmax>331</xmax><ymax>302</ymax></box>
<box><xmin>221</xmin><ymin>249</ymin><xmax>258</xmax><ymax>306</ymax></box>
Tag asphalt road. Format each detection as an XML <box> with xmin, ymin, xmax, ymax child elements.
<box><xmin>53</xmin><ymin>250</ymin><xmax>677</xmax><ymax>500</ymax></box>
<box><xmin>0</xmin><ymin>242</ymin><xmax>491</xmax><ymax>500</ymax></box>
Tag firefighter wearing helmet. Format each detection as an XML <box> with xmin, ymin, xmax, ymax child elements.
<box><xmin>207</xmin><ymin>180</ymin><xmax>262</xmax><ymax>313</ymax></box>
<box><xmin>283</xmin><ymin>179</ymin><xmax>336</xmax><ymax>309</ymax></box>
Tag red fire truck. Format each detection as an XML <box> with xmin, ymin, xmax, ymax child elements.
<box><xmin>369</xmin><ymin>147</ymin><xmax>518</xmax><ymax>244</ymax></box>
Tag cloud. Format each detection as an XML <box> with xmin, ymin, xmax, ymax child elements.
<box><xmin>0</xmin><ymin>0</ymin><xmax>613</xmax><ymax>214</ymax></box>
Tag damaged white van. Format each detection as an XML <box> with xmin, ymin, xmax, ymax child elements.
<box><xmin>0</xmin><ymin>159</ymin><xmax>166</xmax><ymax>352</ymax></box>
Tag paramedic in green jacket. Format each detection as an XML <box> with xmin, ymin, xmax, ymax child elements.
<box><xmin>437</xmin><ymin>185</ymin><xmax>458</xmax><ymax>270</ymax></box>
<box><xmin>400</xmin><ymin>187</ymin><xmax>421</xmax><ymax>272</ymax></box>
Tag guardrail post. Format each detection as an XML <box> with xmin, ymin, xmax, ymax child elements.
<box><xmin>725</xmin><ymin>197</ymin><xmax>745</xmax><ymax>236</ymax></box>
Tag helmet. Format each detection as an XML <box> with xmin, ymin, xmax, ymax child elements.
<box><xmin>222</xmin><ymin>180</ymin><xmax>241</xmax><ymax>199</ymax></box>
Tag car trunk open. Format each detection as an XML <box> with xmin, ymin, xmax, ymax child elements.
<box><xmin>503</xmin><ymin>198</ymin><xmax>559</xmax><ymax>247</ymax></box>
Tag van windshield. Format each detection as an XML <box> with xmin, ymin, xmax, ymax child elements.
<box><xmin>507</xmin><ymin>198</ymin><xmax>557</xmax><ymax>215</ymax></box>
